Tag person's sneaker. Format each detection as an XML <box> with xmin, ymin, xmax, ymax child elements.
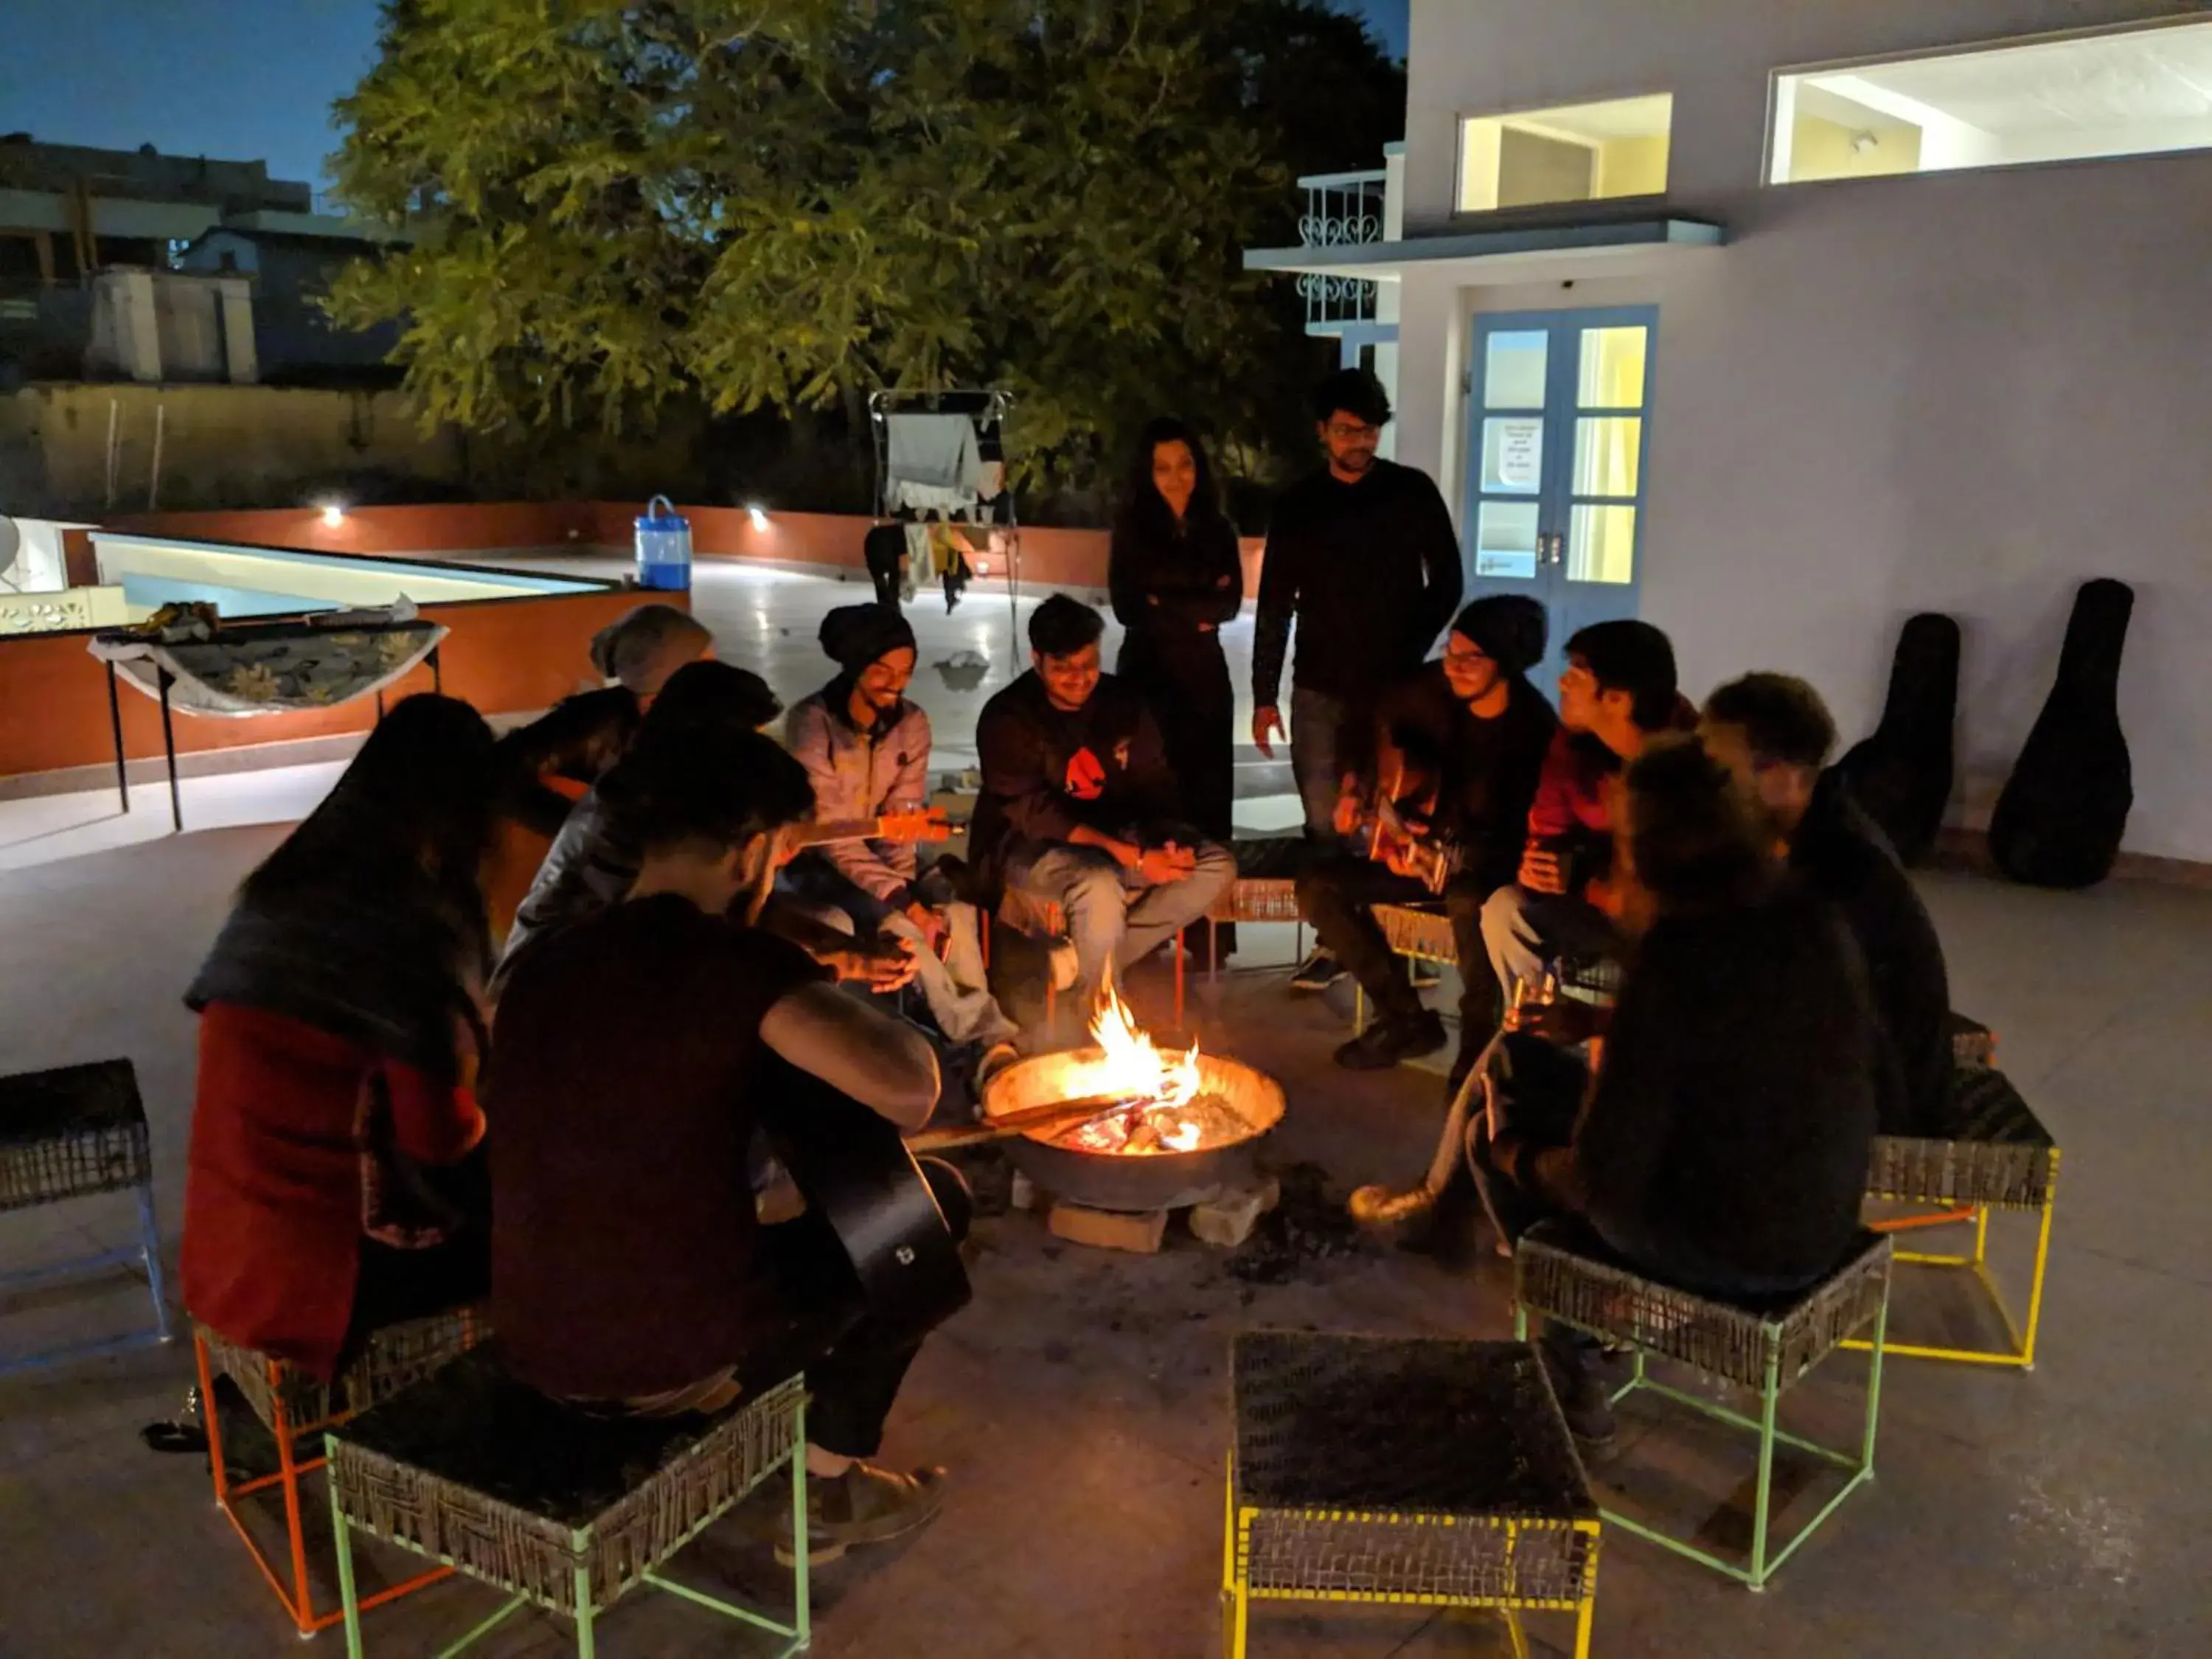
<box><xmin>1332</xmin><ymin>1010</ymin><xmax>1449</xmax><ymax>1071</ymax></box>
<box><xmin>1539</xmin><ymin>1340</ymin><xmax>1618</xmax><ymax>1450</ymax></box>
<box><xmin>1289</xmin><ymin>949</ymin><xmax>1347</xmax><ymax>993</ymax></box>
<box><xmin>776</xmin><ymin>1462</ymin><xmax>948</xmax><ymax>1565</ymax></box>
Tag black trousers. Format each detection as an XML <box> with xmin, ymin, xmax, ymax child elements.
<box><xmin>1295</xmin><ymin>857</ymin><xmax>1501</xmax><ymax>1037</ymax></box>
<box><xmin>730</xmin><ymin>1158</ymin><xmax>972</xmax><ymax>1459</ymax></box>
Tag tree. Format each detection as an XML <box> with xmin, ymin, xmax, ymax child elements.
<box><xmin>328</xmin><ymin>0</ymin><xmax>1403</xmax><ymax>502</ymax></box>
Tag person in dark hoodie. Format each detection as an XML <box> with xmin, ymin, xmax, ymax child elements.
<box><xmin>1701</xmin><ymin>672</ymin><xmax>1953</xmax><ymax>1137</ymax></box>
<box><xmin>1295</xmin><ymin>596</ymin><xmax>1559</xmax><ymax>1073</ymax></box>
<box><xmin>973</xmin><ymin>593</ymin><xmax>1237</xmax><ymax>1015</ymax></box>
<box><xmin>1484</xmin><ymin>736</ymin><xmax>1881</xmax><ymax>1442</ymax></box>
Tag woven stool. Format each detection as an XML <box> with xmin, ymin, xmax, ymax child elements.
<box><xmin>0</xmin><ymin>1058</ymin><xmax>173</xmax><ymax>1374</ymax></box>
<box><xmin>1514</xmin><ymin>1225</ymin><xmax>1891</xmax><ymax>1590</ymax></box>
<box><xmin>193</xmin><ymin>1307</ymin><xmax>481</xmax><ymax>1635</ymax></box>
<box><xmin>1226</xmin><ymin>1331</ymin><xmax>1600</xmax><ymax>1658</ymax></box>
<box><xmin>1205</xmin><ymin>836</ymin><xmax>1311</xmax><ymax>982</ymax></box>
<box><xmin>1852</xmin><ymin>1064</ymin><xmax>2056</xmax><ymax>1369</ymax></box>
<box><xmin>325</xmin><ymin>1350</ymin><xmax>808</xmax><ymax>1657</ymax></box>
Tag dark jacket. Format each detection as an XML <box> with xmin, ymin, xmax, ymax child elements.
<box><xmin>1792</xmin><ymin>771</ymin><xmax>1953</xmax><ymax>1137</ymax></box>
<box><xmin>1517</xmin><ymin>883</ymin><xmax>1880</xmax><ymax>1290</ymax></box>
<box><xmin>1366</xmin><ymin>667</ymin><xmax>1559</xmax><ymax>895</ymax></box>
<box><xmin>1252</xmin><ymin>459</ymin><xmax>1462</xmax><ymax>709</ymax></box>
<box><xmin>970</xmin><ymin>671</ymin><xmax>1175</xmax><ymax>882</ymax></box>
<box><xmin>1109</xmin><ymin>509</ymin><xmax>1242</xmax><ymax>647</ymax></box>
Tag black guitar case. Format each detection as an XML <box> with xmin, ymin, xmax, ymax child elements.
<box><xmin>1988</xmin><ymin>579</ymin><xmax>2135</xmax><ymax>889</ymax></box>
<box><xmin>1834</xmin><ymin>613</ymin><xmax>1959</xmax><ymax>866</ymax></box>
<box><xmin>760</xmin><ymin>1059</ymin><xmax>973</xmax><ymax>1349</ymax></box>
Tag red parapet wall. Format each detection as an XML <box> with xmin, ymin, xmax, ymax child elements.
<box><xmin>110</xmin><ymin>501</ymin><xmax>1268</xmax><ymax>599</ymax></box>
<box><xmin>0</xmin><ymin>587</ymin><xmax>650</xmax><ymax>782</ymax></box>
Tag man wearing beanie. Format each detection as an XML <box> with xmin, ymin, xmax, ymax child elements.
<box><xmin>1295</xmin><ymin>596</ymin><xmax>1559</xmax><ymax>1073</ymax></box>
<box><xmin>786</xmin><ymin>604</ymin><xmax>1023</xmax><ymax>1075</ymax></box>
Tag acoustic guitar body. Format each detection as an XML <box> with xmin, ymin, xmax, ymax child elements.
<box><xmin>759</xmin><ymin>1060</ymin><xmax>973</xmax><ymax>1349</ymax></box>
<box><xmin>1834</xmin><ymin>613</ymin><xmax>1959</xmax><ymax>866</ymax></box>
<box><xmin>1989</xmin><ymin>579</ymin><xmax>2135</xmax><ymax>889</ymax></box>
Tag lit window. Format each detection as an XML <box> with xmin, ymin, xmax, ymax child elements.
<box><xmin>1771</xmin><ymin>20</ymin><xmax>2212</xmax><ymax>184</ymax></box>
<box><xmin>1458</xmin><ymin>95</ymin><xmax>1673</xmax><ymax>213</ymax></box>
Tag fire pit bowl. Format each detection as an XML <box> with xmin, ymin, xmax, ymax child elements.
<box><xmin>981</xmin><ymin>1048</ymin><xmax>1285</xmax><ymax>1214</ymax></box>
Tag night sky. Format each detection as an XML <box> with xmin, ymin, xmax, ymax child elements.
<box><xmin>1</xmin><ymin>0</ymin><xmax>1410</xmax><ymax>195</ymax></box>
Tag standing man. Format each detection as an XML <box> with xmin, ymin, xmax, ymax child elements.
<box><xmin>973</xmin><ymin>594</ymin><xmax>1237</xmax><ymax>1016</ymax></box>
<box><xmin>1253</xmin><ymin>368</ymin><xmax>1463</xmax><ymax>992</ymax></box>
<box><xmin>1481</xmin><ymin>619</ymin><xmax>1690</xmax><ymax>997</ymax></box>
<box><xmin>1700</xmin><ymin>673</ymin><xmax>1953</xmax><ymax>1137</ymax></box>
<box><xmin>785</xmin><ymin>603</ymin><xmax>1023</xmax><ymax>1077</ymax></box>
<box><xmin>1295</xmin><ymin>597</ymin><xmax>1557</xmax><ymax>1072</ymax></box>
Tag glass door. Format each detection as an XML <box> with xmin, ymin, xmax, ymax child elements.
<box><xmin>1464</xmin><ymin>306</ymin><xmax>1657</xmax><ymax>693</ymax></box>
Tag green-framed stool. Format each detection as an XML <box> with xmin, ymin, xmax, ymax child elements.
<box><xmin>1852</xmin><ymin>1062</ymin><xmax>2056</xmax><ymax>1369</ymax></box>
<box><xmin>1514</xmin><ymin>1224</ymin><xmax>1891</xmax><ymax>1591</ymax></box>
<box><xmin>324</xmin><ymin>1349</ymin><xmax>810</xmax><ymax>1657</ymax></box>
<box><xmin>1225</xmin><ymin>1331</ymin><xmax>1601</xmax><ymax>1658</ymax></box>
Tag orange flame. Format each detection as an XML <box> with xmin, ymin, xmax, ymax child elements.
<box><xmin>1088</xmin><ymin>974</ymin><xmax>1200</xmax><ymax>1109</ymax></box>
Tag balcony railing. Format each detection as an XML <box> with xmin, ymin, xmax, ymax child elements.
<box><xmin>1295</xmin><ymin>170</ymin><xmax>1385</xmax><ymax>329</ymax></box>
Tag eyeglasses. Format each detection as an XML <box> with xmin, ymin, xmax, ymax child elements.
<box><xmin>1442</xmin><ymin>644</ymin><xmax>1493</xmax><ymax>668</ymax></box>
<box><xmin>1323</xmin><ymin>421</ymin><xmax>1380</xmax><ymax>441</ymax></box>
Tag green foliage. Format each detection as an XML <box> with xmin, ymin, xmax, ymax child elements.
<box><xmin>327</xmin><ymin>0</ymin><xmax>1402</xmax><ymax>501</ymax></box>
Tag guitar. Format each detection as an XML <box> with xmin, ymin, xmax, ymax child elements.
<box><xmin>1345</xmin><ymin>734</ymin><xmax>1459</xmax><ymax>896</ymax></box>
<box><xmin>787</xmin><ymin>807</ymin><xmax>958</xmax><ymax>852</ymax></box>
<box><xmin>758</xmin><ymin>1057</ymin><xmax>973</xmax><ymax>1349</ymax></box>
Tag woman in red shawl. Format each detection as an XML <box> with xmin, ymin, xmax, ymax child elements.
<box><xmin>181</xmin><ymin>695</ymin><xmax>501</xmax><ymax>1381</ymax></box>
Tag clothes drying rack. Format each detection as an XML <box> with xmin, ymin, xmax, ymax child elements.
<box><xmin>868</xmin><ymin>389</ymin><xmax>1022</xmax><ymax>670</ymax></box>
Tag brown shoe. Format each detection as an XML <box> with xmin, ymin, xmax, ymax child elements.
<box><xmin>776</xmin><ymin>1461</ymin><xmax>947</xmax><ymax>1565</ymax></box>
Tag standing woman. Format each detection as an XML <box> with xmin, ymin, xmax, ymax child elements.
<box><xmin>181</xmin><ymin>695</ymin><xmax>501</xmax><ymax>1382</ymax></box>
<box><xmin>1110</xmin><ymin>419</ymin><xmax>1244</xmax><ymax>941</ymax></box>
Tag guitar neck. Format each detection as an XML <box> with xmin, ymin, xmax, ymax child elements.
<box><xmin>792</xmin><ymin>817</ymin><xmax>902</xmax><ymax>849</ymax></box>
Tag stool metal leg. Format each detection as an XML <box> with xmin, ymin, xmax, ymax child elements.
<box><xmin>329</xmin><ymin>1444</ymin><xmax>366</xmax><ymax>1659</ymax></box>
<box><xmin>572</xmin><ymin>1540</ymin><xmax>597</xmax><ymax>1659</ymax></box>
<box><xmin>1748</xmin><ymin>1343</ymin><xmax>1781</xmax><ymax>1591</ymax></box>
<box><xmin>133</xmin><ymin>1180</ymin><xmax>173</xmax><ymax>1342</ymax></box>
<box><xmin>791</xmin><ymin>1395</ymin><xmax>810</xmax><ymax>1649</ymax></box>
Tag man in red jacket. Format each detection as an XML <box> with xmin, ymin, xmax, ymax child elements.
<box><xmin>1480</xmin><ymin>620</ymin><xmax>1692</xmax><ymax>998</ymax></box>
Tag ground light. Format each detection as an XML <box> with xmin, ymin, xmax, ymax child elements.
<box><xmin>747</xmin><ymin>504</ymin><xmax>769</xmax><ymax>532</ymax></box>
<box><xmin>319</xmin><ymin>504</ymin><xmax>347</xmax><ymax>529</ymax></box>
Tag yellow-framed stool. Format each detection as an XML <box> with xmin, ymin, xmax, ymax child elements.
<box><xmin>192</xmin><ymin>1307</ymin><xmax>481</xmax><ymax>1636</ymax></box>
<box><xmin>1850</xmin><ymin>1062</ymin><xmax>2056</xmax><ymax>1369</ymax></box>
<box><xmin>1225</xmin><ymin>1330</ymin><xmax>1601</xmax><ymax>1658</ymax></box>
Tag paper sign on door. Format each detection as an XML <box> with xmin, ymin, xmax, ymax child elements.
<box><xmin>1495</xmin><ymin>418</ymin><xmax>1543</xmax><ymax>490</ymax></box>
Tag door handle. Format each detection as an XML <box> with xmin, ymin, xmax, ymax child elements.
<box><xmin>1539</xmin><ymin>532</ymin><xmax>1563</xmax><ymax>568</ymax></box>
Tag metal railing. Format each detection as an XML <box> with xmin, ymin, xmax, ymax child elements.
<box><xmin>1295</xmin><ymin>170</ymin><xmax>1385</xmax><ymax>328</ymax></box>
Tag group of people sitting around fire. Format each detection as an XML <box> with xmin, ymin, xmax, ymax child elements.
<box><xmin>174</xmin><ymin>366</ymin><xmax>1955</xmax><ymax>1568</ymax></box>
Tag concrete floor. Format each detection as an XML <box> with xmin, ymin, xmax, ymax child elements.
<box><xmin>3</xmin><ymin>563</ymin><xmax>2211</xmax><ymax>1655</ymax></box>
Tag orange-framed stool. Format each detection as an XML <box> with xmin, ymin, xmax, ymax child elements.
<box><xmin>192</xmin><ymin>1307</ymin><xmax>482</xmax><ymax>1636</ymax></box>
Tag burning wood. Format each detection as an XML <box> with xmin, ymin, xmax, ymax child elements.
<box><xmin>1019</xmin><ymin>978</ymin><xmax>1245</xmax><ymax>1157</ymax></box>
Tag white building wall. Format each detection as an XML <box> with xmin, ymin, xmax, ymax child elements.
<box><xmin>1393</xmin><ymin>0</ymin><xmax>2212</xmax><ymax>860</ymax></box>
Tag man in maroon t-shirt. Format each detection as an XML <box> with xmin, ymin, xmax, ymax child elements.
<box><xmin>491</xmin><ymin>729</ymin><xmax>953</xmax><ymax>1565</ymax></box>
<box><xmin>1481</xmin><ymin>620</ymin><xmax>1694</xmax><ymax>999</ymax></box>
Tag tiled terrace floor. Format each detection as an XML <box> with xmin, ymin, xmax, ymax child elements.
<box><xmin>1</xmin><ymin>562</ymin><xmax>2208</xmax><ymax>1655</ymax></box>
